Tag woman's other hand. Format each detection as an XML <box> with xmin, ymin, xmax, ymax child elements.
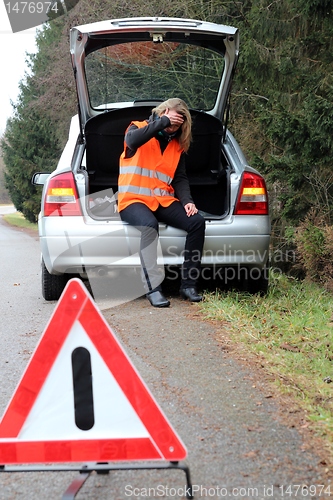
<box><xmin>184</xmin><ymin>203</ymin><xmax>198</xmax><ymax>217</ymax></box>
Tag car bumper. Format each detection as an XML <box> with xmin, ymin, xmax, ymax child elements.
<box><xmin>39</xmin><ymin>215</ymin><xmax>271</xmax><ymax>274</ymax></box>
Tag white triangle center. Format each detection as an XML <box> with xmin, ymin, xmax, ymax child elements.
<box><xmin>19</xmin><ymin>321</ymin><xmax>149</xmax><ymax>441</ymax></box>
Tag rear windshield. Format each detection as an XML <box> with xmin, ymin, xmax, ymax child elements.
<box><xmin>85</xmin><ymin>41</ymin><xmax>224</xmax><ymax>110</ymax></box>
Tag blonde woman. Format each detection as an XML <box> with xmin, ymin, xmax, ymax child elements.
<box><xmin>118</xmin><ymin>98</ymin><xmax>205</xmax><ymax>307</ymax></box>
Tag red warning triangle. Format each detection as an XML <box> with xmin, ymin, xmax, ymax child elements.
<box><xmin>0</xmin><ymin>279</ymin><xmax>187</xmax><ymax>464</ymax></box>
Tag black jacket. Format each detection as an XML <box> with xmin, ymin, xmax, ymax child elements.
<box><xmin>124</xmin><ymin>114</ymin><xmax>193</xmax><ymax>206</ymax></box>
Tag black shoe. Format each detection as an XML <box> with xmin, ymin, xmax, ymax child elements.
<box><xmin>146</xmin><ymin>291</ymin><xmax>170</xmax><ymax>308</ymax></box>
<box><xmin>180</xmin><ymin>287</ymin><xmax>203</xmax><ymax>302</ymax></box>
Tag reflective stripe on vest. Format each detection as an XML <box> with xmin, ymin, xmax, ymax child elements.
<box><xmin>118</xmin><ymin>185</ymin><xmax>175</xmax><ymax>197</ymax></box>
<box><xmin>119</xmin><ymin>165</ymin><xmax>173</xmax><ymax>185</ymax></box>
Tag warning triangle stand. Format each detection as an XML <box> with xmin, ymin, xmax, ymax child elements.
<box><xmin>0</xmin><ymin>278</ymin><xmax>193</xmax><ymax>499</ymax></box>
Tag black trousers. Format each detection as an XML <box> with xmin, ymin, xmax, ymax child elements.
<box><xmin>119</xmin><ymin>201</ymin><xmax>205</xmax><ymax>292</ymax></box>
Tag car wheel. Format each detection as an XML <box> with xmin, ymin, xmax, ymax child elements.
<box><xmin>246</xmin><ymin>267</ymin><xmax>269</xmax><ymax>295</ymax></box>
<box><xmin>41</xmin><ymin>258</ymin><xmax>68</xmax><ymax>301</ymax></box>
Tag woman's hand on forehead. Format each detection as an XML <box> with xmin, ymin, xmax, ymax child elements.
<box><xmin>164</xmin><ymin>108</ymin><xmax>184</xmax><ymax>126</ymax></box>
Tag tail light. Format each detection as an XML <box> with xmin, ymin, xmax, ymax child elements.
<box><xmin>234</xmin><ymin>171</ymin><xmax>269</xmax><ymax>215</ymax></box>
<box><xmin>43</xmin><ymin>172</ymin><xmax>82</xmax><ymax>216</ymax></box>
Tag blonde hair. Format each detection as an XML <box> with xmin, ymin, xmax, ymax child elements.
<box><xmin>152</xmin><ymin>98</ymin><xmax>192</xmax><ymax>153</ymax></box>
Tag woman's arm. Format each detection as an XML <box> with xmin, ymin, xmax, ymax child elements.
<box><xmin>172</xmin><ymin>156</ymin><xmax>193</xmax><ymax>207</ymax></box>
<box><xmin>125</xmin><ymin>115</ymin><xmax>170</xmax><ymax>155</ymax></box>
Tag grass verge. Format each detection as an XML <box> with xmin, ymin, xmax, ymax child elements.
<box><xmin>200</xmin><ymin>271</ymin><xmax>333</xmax><ymax>452</ymax></box>
<box><xmin>3</xmin><ymin>212</ymin><xmax>38</xmax><ymax>231</ymax></box>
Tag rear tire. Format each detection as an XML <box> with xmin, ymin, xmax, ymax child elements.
<box><xmin>42</xmin><ymin>258</ymin><xmax>68</xmax><ymax>301</ymax></box>
<box><xmin>246</xmin><ymin>266</ymin><xmax>269</xmax><ymax>295</ymax></box>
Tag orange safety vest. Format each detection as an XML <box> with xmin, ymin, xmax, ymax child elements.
<box><xmin>118</xmin><ymin>120</ymin><xmax>183</xmax><ymax>212</ymax></box>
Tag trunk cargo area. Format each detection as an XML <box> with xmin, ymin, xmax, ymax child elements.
<box><xmin>83</xmin><ymin>106</ymin><xmax>230</xmax><ymax>219</ymax></box>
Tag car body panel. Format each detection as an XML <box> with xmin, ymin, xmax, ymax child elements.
<box><xmin>39</xmin><ymin>210</ymin><xmax>270</xmax><ymax>274</ymax></box>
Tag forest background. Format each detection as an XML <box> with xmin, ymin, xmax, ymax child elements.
<box><xmin>1</xmin><ymin>0</ymin><xmax>333</xmax><ymax>285</ymax></box>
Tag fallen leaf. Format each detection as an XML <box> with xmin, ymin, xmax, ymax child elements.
<box><xmin>243</xmin><ymin>450</ymin><xmax>260</xmax><ymax>458</ymax></box>
<box><xmin>280</xmin><ymin>342</ymin><xmax>300</xmax><ymax>352</ymax></box>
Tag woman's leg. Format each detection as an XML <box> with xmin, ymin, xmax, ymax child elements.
<box><xmin>119</xmin><ymin>203</ymin><xmax>163</xmax><ymax>293</ymax></box>
<box><xmin>156</xmin><ymin>201</ymin><xmax>205</xmax><ymax>290</ymax></box>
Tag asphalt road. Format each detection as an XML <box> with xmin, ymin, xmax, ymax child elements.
<box><xmin>0</xmin><ymin>216</ymin><xmax>332</xmax><ymax>499</ymax></box>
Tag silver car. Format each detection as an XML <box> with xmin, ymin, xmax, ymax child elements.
<box><xmin>33</xmin><ymin>17</ymin><xmax>271</xmax><ymax>301</ymax></box>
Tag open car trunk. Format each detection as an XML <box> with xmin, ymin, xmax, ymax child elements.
<box><xmin>84</xmin><ymin>105</ymin><xmax>230</xmax><ymax>220</ymax></box>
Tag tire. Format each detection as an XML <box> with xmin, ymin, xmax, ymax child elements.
<box><xmin>41</xmin><ymin>258</ymin><xmax>68</xmax><ymax>301</ymax></box>
<box><xmin>246</xmin><ymin>266</ymin><xmax>269</xmax><ymax>295</ymax></box>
